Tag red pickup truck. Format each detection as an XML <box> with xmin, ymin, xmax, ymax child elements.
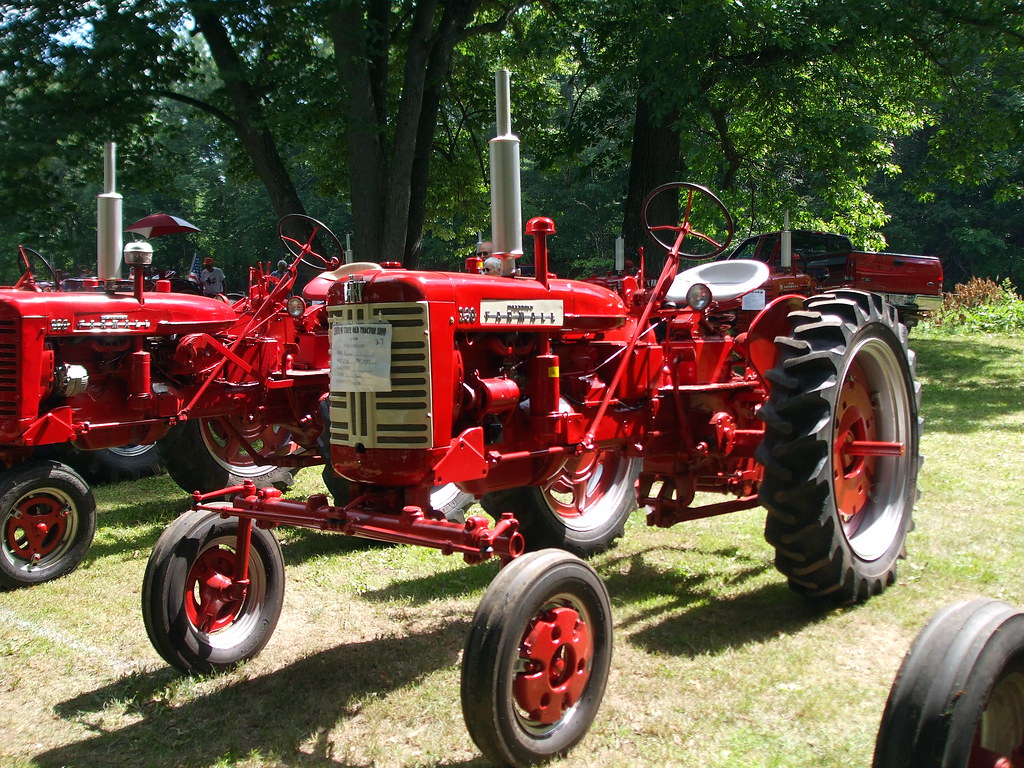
<box><xmin>727</xmin><ymin>230</ymin><xmax>943</xmax><ymax>326</ymax></box>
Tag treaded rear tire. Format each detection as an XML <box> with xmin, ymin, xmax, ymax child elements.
<box><xmin>481</xmin><ymin>451</ymin><xmax>639</xmax><ymax>557</ymax></box>
<box><xmin>158</xmin><ymin>418</ymin><xmax>295</xmax><ymax>494</ymax></box>
<box><xmin>757</xmin><ymin>290</ymin><xmax>921</xmax><ymax>605</ymax></box>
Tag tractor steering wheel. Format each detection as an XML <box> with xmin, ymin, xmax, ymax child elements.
<box><xmin>641</xmin><ymin>182</ymin><xmax>735</xmax><ymax>262</ymax></box>
<box><xmin>15</xmin><ymin>245</ymin><xmax>59</xmax><ymax>291</ymax></box>
<box><xmin>277</xmin><ymin>214</ymin><xmax>344</xmax><ymax>271</ymax></box>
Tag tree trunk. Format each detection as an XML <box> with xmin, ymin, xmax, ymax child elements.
<box><xmin>191</xmin><ymin>8</ymin><xmax>306</xmax><ymax>219</ymax></box>
<box><xmin>331</xmin><ymin>0</ymin><xmax>482</xmax><ymax>268</ymax></box>
<box><xmin>622</xmin><ymin>93</ymin><xmax>682</xmax><ymax>278</ymax></box>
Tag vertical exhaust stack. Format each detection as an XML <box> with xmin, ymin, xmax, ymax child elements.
<box><xmin>97</xmin><ymin>142</ymin><xmax>123</xmax><ymax>281</ymax></box>
<box><xmin>489</xmin><ymin>69</ymin><xmax>523</xmax><ymax>277</ymax></box>
<box><xmin>780</xmin><ymin>211</ymin><xmax>792</xmax><ymax>271</ymax></box>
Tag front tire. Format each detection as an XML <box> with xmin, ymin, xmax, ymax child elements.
<box><xmin>158</xmin><ymin>417</ymin><xmax>295</xmax><ymax>494</ymax></box>
<box><xmin>481</xmin><ymin>451</ymin><xmax>639</xmax><ymax>557</ymax></box>
<box><xmin>461</xmin><ymin>550</ymin><xmax>612</xmax><ymax>767</ymax></box>
<box><xmin>142</xmin><ymin>507</ymin><xmax>285</xmax><ymax>674</ymax></box>
<box><xmin>0</xmin><ymin>461</ymin><xmax>96</xmax><ymax>588</ymax></box>
<box><xmin>757</xmin><ymin>290</ymin><xmax>921</xmax><ymax>604</ymax></box>
<box><xmin>873</xmin><ymin>599</ymin><xmax>1024</xmax><ymax>768</ymax></box>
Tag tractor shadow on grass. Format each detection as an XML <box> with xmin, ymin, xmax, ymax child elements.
<box><xmin>358</xmin><ymin>540</ymin><xmax>833</xmax><ymax>659</ymax></box>
<box><xmin>37</xmin><ymin>621</ymin><xmax>491</xmax><ymax>768</ymax></box>
<box><xmin>598</xmin><ymin>544</ymin><xmax>829</xmax><ymax>657</ymax></box>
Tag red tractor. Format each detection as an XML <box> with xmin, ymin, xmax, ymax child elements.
<box><xmin>0</xmin><ymin>219</ymin><xmax>470</xmax><ymax>589</ymax></box>
<box><xmin>137</xmin><ymin>169</ymin><xmax>924</xmax><ymax>764</ymax></box>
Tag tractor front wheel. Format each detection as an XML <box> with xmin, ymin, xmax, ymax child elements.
<box><xmin>481</xmin><ymin>451</ymin><xmax>639</xmax><ymax>557</ymax></box>
<box><xmin>142</xmin><ymin>507</ymin><xmax>285</xmax><ymax>674</ymax></box>
<box><xmin>461</xmin><ymin>550</ymin><xmax>612</xmax><ymax>767</ymax></box>
<box><xmin>0</xmin><ymin>461</ymin><xmax>96</xmax><ymax>588</ymax></box>
<box><xmin>757</xmin><ymin>290</ymin><xmax>921</xmax><ymax>604</ymax></box>
<box><xmin>873</xmin><ymin>599</ymin><xmax>1024</xmax><ymax>768</ymax></box>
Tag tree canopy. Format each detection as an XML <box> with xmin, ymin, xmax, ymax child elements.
<box><xmin>0</xmin><ymin>0</ymin><xmax>1021</xmax><ymax>286</ymax></box>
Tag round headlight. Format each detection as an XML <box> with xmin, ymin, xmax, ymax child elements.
<box><xmin>286</xmin><ymin>295</ymin><xmax>307</xmax><ymax>318</ymax></box>
<box><xmin>686</xmin><ymin>283</ymin><xmax>713</xmax><ymax>311</ymax></box>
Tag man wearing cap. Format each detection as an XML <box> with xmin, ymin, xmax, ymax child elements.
<box><xmin>200</xmin><ymin>257</ymin><xmax>226</xmax><ymax>296</ymax></box>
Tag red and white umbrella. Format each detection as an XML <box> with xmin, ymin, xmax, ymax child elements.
<box><xmin>125</xmin><ymin>213</ymin><xmax>201</xmax><ymax>239</ymax></box>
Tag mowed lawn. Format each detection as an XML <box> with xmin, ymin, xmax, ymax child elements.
<box><xmin>1</xmin><ymin>333</ymin><xmax>1022</xmax><ymax>768</ymax></box>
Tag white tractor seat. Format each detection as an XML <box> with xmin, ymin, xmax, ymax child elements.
<box><xmin>666</xmin><ymin>259</ymin><xmax>770</xmax><ymax>303</ymax></box>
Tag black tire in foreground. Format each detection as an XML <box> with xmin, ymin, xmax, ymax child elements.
<box><xmin>142</xmin><ymin>506</ymin><xmax>285</xmax><ymax>674</ymax></box>
<box><xmin>158</xmin><ymin>417</ymin><xmax>295</xmax><ymax>494</ymax></box>
<box><xmin>0</xmin><ymin>460</ymin><xmax>96</xmax><ymax>588</ymax></box>
<box><xmin>757</xmin><ymin>290</ymin><xmax>921</xmax><ymax>605</ymax></box>
<box><xmin>481</xmin><ymin>450</ymin><xmax>640</xmax><ymax>557</ymax></box>
<box><xmin>461</xmin><ymin>549</ymin><xmax>612</xmax><ymax>767</ymax></box>
<box><xmin>873</xmin><ymin>598</ymin><xmax>1024</xmax><ymax>768</ymax></box>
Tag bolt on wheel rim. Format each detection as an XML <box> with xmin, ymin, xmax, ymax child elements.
<box><xmin>183</xmin><ymin>536</ymin><xmax>269</xmax><ymax>648</ymax></box>
<box><xmin>543</xmin><ymin>450</ymin><xmax>631</xmax><ymax>531</ymax></box>
<box><xmin>513</xmin><ymin>595</ymin><xmax>594</xmax><ymax>735</ymax></box>
<box><xmin>3</xmin><ymin>488</ymin><xmax>77</xmax><ymax>568</ymax></box>
<box><xmin>200</xmin><ymin>418</ymin><xmax>294</xmax><ymax>476</ymax></box>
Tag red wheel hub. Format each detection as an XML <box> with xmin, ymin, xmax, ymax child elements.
<box><xmin>514</xmin><ymin>606</ymin><xmax>592</xmax><ymax>725</ymax></box>
<box><xmin>545</xmin><ymin>450</ymin><xmax>614</xmax><ymax>520</ymax></box>
<box><xmin>184</xmin><ymin>546</ymin><xmax>246</xmax><ymax>633</ymax></box>
<box><xmin>4</xmin><ymin>496</ymin><xmax>68</xmax><ymax>562</ymax></box>
<box><xmin>833</xmin><ymin>361</ymin><xmax>903</xmax><ymax>528</ymax></box>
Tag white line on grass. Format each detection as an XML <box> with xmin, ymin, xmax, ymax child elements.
<box><xmin>0</xmin><ymin>606</ymin><xmax>144</xmax><ymax>676</ymax></box>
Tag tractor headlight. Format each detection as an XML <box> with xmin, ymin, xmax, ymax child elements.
<box><xmin>286</xmin><ymin>296</ymin><xmax>306</xmax><ymax>318</ymax></box>
<box><xmin>686</xmin><ymin>283</ymin><xmax>712</xmax><ymax>311</ymax></box>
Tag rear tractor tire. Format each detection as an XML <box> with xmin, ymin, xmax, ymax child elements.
<box><xmin>0</xmin><ymin>461</ymin><xmax>96</xmax><ymax>588</ymax></box>
<box><xmin>757</xmin><ymin>290</ymin><xmax>921</xmax><ymax>605</ymax></box>
<box><xmin>481</xmin><ymin>450</ymin><xmax>640</xmax><ymax>558</ymax></box>
<box><xmin>158</xmin><ymin>417</ymin><xmax>295</xmax><ymax>494</ymax></box>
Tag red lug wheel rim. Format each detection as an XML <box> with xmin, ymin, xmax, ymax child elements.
<box><xmin>828</xmin><ymin>335</ymin><xmax>912</xmax><ymax>562</ymax></box>
<box><xmin>184</xmin><ymin>546</ymin><xmax>245</xmax><ymax>634</ymax></box>
<box><xmin>514</xmin><ymin>604</ymin><xmax>593</xmax><ymax>727</ymax></box>
<box><xmin>200</xmin><ymin>417</ymin><xmax>295</xmax><ymax>474</ymax></box>
<box><xmin>833</xmin><ymin>360</ymin><xmax>876</xmax><ymax>528</ymax></box>
<box><xmin>4</xmin><ymin>495</ymin><xmax>69</xmax><ymax>562</ymax></box>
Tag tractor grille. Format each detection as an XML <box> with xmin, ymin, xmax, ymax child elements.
<box><xmin>0</xmin><ymin>309</ymin><xmax>18</xmax><ymax>418</ymax></box>
<box><xmin>327</xmin><ymin>301</ymin><xmax>432</xmax><ymax>449</ymax></box>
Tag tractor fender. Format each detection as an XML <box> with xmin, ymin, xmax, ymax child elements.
<box><xmin>742</xmin><ymin>294</ymin><xmax>805</xmax><ymax>387</ymax></box>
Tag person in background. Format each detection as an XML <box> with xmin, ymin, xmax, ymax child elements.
<box><xmin>200</xmin><ymin>257</ymin><xmax>226</xmax><ymax>296</ymax></box>
<box><xmin>270</xmin><ymin>259</ymin><xmax>288</xmax><ymax>280</ymax></box>
<box><xmin>476</xmin><ymin>241</ymin><xmax>503</xmax><ymax>275</ymax></box>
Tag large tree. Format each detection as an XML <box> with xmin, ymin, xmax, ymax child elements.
<box><xmin>0</xmin><ymin>1</ymin><xmax>526</xmax><ymax>269</ymax></box>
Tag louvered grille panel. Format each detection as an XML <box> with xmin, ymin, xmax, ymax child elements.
<box><xmin>327</xmin><ymin>302</ymin><xmax>432</xmax><ymax>449</ymax></box>
<box><xmin>0</xmin><ymin>313</ymin><xmax>18</xmax><ymax>418</ymax></box>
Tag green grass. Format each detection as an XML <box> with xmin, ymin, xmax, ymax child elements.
<box><xmin>2</xmin><ymin>333</ymin><xmax>1023</xmax><ymax>767</ymax></box>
